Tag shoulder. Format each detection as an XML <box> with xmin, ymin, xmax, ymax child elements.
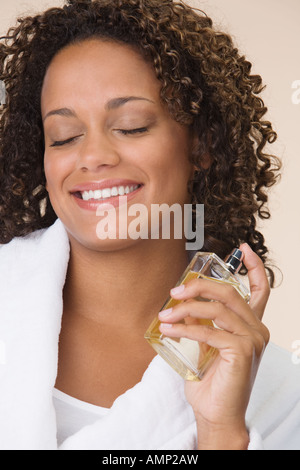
<box><xmin>0</xmin><ymin>219</ymin><xmax>66</xmax><ymax>254</ymax></box>
<box><xmin>0</xmin><ymin>219</ymin><xmax>69</xmax><ymax>285</ymax></box>
<box><xmin>247</xmin><ymin>342</ymin><xmax>300</xmax><ymax>450</ymax></box>
<box><xmin>256</xmin><ymin>342</ymin><xmax>300</xmax><ymax>391</ymax></box>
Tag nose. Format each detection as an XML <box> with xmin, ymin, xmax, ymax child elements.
<box><xmin>77</xmin><ymin>130</ymin><xmax>120</xmax><ymax>172</ymax></box>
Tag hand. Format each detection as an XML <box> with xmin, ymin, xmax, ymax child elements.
<box><xmin>158</xmin><ymin>244</ymin><xmax>270</xmax><ymax>450</ymax></box>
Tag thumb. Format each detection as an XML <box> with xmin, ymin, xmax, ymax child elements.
<box><xmin>239</xmin><ymin>243</ymin><xmax>270</xmax><ymax>320</ymax></box>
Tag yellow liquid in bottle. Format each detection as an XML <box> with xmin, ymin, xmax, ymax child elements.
<box><xmin>145</xmin><ymin>270</ymin><xmax>219</xmax><ymax>381</ymax></box>
<box><xmin>145</xmin><ymin>251</ymin><xmax>250</xmax><ymax>381</ymax></box>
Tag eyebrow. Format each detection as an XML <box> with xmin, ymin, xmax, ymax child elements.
<box><xmin>43</xmin><ymin>107</ymin><xmax>76</xmax><ymax>122</ymax></box>
<box><xmin>43</xmin><ymin>96</ymin><xmax>155</xmax><ymax>122</ymax></box>
<box><xmin>105</xmin><ymin>96</ymin><xmax>155</xmax><ymax>110</ymax></box>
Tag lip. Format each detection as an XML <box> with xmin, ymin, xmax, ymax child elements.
<box><xmin>70</xmin><ymin>179</ymin><xmax>144</xmax><ymax>211</ymax></box>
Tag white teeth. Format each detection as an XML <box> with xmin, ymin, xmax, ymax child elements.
<box><xmin>102</xmin><ymin>188</ymin><xmax>111</xmax><ymax>199</ymax></box>
<box><xmin>82</xmin><ymin>191</ymin><xmax>90</xmax><ymax>201</ymax></box>
<box><xmin>94</xmin><ymin>190</ymin><xmax>102</xmax><ymax>199</ymax></box>
<box><xmin>81</xmin><ymin>185</ymin><xmax>139</xmax><ymax>201</ymax></box>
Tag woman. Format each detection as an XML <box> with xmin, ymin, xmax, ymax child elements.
<box><xmin>0</xmin><ymin>0</ymin><xmax>281</xmax><ymax>450</ymax></box>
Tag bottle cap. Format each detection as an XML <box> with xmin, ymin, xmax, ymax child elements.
<box><xmin>225</xmin><ymin>248</ymin><xmax>244</xmax><ymax>274</ymax></box>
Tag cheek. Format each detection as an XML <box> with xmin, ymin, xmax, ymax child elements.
<box><xmin>44</xmin><ymin>152</ymin><xmax>71</xmax><ymax>191</ymax></box>
<box><xmin>159</xmin><ymin>125</ymin><xmax>192</xmax><ymax>167</ymax></box>
<box><xmin>162</xmin><ymin>144</ymin><xmax>194</xmax><ymax>201</ymax></box>
<box><xmin>156</xmin><ymin>136</ymin><xmax>193</xmax><ymax>185</ymax></box>
<box><xmin>145</xmin><ymin>153</ymin><xmax>193</xmax><ymax>204</ymax></box>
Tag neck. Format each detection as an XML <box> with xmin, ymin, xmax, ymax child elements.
<box><xmin>63</xmin><ymin>237</ymin><xmax>189</xmax><ymax>331</ymax></box>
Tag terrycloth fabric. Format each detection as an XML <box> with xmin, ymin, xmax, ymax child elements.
<box><xmin>0</xmin><ymin>220</ymin><xmax>69</xmax><ymax>450</ymax></box>
<box><xmin>246</xmin><ymin>343</ymin><xmax>300</xmax><ymax>450</ymax></box>
<box><xmin>0</xmin><ymin>219</ymin><xmax>299</xmax><ymax>450</ymax></box>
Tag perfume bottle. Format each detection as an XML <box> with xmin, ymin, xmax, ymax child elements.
<box><xmin>144</xmin><ymin>249</ymin><xmax>250</xmax><ymax>381</ymax></box>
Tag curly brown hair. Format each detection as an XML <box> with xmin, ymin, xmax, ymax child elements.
<box><xmin>0</xmin><ymin>0</ymin><xmax>280</xmax><ymax>284</ymax></box>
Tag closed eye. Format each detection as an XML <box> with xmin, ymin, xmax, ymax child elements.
<box><xmin>50</xmin><ymin>135</ymin><xmax>83</xmax><ymax>147</ymax></box>
<box><xmin>118</xmin><ymin>127</ymin><xmax>149</xmax><ymax>136</ymax></box>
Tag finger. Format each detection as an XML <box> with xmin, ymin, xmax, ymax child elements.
<box><xmin>239</xmin><ymin>243</ymin><xmax>270</xmax><ymax>319</ymax></box>
<box><xmin>169</xmin><ymin>277</ymin><xmax>254</xmax><ymax>324</ymax></box>
<box><xmin>158</xmin><ymin>299</ymin><xmax>253</xmax><ymax>335</ymax></box>
<box><xmin>159</xmin><ymin>321</ymin><xmax>242</xmax><ymax>351</ymax></box>
<box><xmin>159</xmin><ymin>321</ymin><xmax>267</xmax><ymax>359</ymax></box>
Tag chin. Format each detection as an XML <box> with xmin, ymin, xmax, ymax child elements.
<box><xmin>67</xmin><ymin>228</ymin><xmax>145</xmax><ymax>254</ymax></box>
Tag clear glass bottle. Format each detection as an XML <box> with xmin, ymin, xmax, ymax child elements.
<box><xmin>144</xmin><ymin>249</ymin><xmax>250</xmax><ymax>381</ymax></box>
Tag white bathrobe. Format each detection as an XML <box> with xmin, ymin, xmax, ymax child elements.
<box><xmin>0</xmin><ymin>219</ymin><xmax>299</xmax><ymax>450</ymax></box>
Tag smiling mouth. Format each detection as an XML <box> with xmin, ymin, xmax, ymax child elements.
<box><xmin>73</xmin><ymin>184</ymin><xmax>143</xmax><ymax>202</ymax></box>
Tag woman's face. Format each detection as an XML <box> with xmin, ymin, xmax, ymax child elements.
<box><xmin>41</xmin><ymin>39</ymin><xmax>195</xmax><ymax>251</ymax></box>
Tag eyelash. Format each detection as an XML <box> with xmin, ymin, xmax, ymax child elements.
<box><xmin>50</xmin><ymin>127</ymin><xmax>149</xmax><ymax>147</ymax></box>
<box><xmin>50</xmin><ymin>136</ymin><xmax>79</xmax><ymax>147</ymax></box>
<box><xmin>118</xmin><ymin>127</ymin><xmax>149</xmax><ymax>136</ymax></box>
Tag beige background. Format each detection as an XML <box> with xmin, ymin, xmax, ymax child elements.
<box><xmin>1</xmin><ymin>0</ymin><xmax>299</xmax><ymax>352</ymax></box>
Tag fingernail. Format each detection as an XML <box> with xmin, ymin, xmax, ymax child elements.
<box><xmin>159</xmin><ymin>307</ymin><xmax>173</xmax><ymax>318</ymax></box>
<box><xmin>160</xmin><ymin>323</ymin><xmax>173</xmax><ymax>329</ymax></box>
<box><xmin>170</xmin><ymin>285</ymin><xmax>185</xmax><ymax>296</ymax></box>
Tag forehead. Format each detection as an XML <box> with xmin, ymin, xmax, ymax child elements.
<box><xmin>41</xmin><ymin>39</ymin><xmax>161</xmax><ymax>111</ymax></box>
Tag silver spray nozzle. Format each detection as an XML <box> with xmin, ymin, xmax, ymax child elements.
<box><xmin>225</xmin><ymin>248</ymin><xmax>244</xmax><ymax>274</ymax></box>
